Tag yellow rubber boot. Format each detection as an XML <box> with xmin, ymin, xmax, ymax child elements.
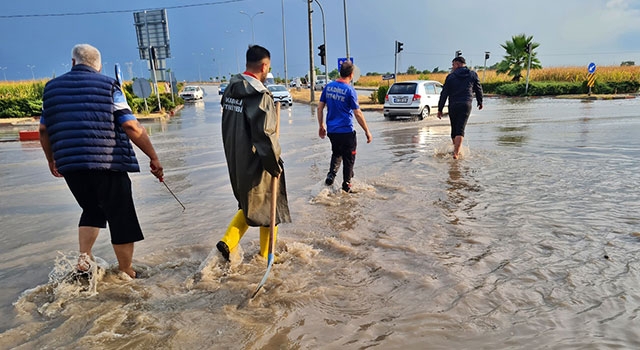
<box><xmin>220</xmin><ymin>210</ymin><xmax>249</xmax><ymax>251</ymax></box>
<box><xmin>259</xmin><ymin>225</ymin><xmax>278</xmax><ymax>259</ymax></box>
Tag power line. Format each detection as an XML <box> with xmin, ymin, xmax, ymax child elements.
<box><xmin>0</xmin><ymin>0</ymin><xmax>245</xmax><ymax>19</ymax></box>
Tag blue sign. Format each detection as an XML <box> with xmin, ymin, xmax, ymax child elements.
<box><xmin>588</xmin><ymin>62</ymin><xmax>596</xmax><ymax>74</ymax></box>
<box><xmin>337</xmin><ymin>57</ymin><xmax>354</xmax><ymax>71</ymax></box>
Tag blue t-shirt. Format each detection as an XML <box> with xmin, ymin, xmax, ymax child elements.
<box><xmin>320</xmin><ymin>80</ymin><xmax>360</xmax><ymax>134</ymax></box>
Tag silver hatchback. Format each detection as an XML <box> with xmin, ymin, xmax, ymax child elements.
<box><xmin>383</xmin><ymin>80</ymin><xmax>447</xmax><ymax>120</ymax></box>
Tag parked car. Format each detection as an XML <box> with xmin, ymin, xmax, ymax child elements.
<box><xmin>267</xmin><ymin>84</ymin><xmax>293</xmax><ymax>107</ymax></box>
<box><xmin>314</xmin><ymin>79</ymin><xmax>327</xmax><ymax>91</ymax></box>
<box><xmin>179</xmin><ymin>85</ymin><xmax>204</xmax><ymax>100</ymax></box>
<box><xmin>383</xmin><ymin>80</ymin><xmax>448</xmax><ymax>120</ymax></box>
<box><xmin>218</xmin><ymin>83</ymin><xmax>228</xmax><ymax>95</ymax></box>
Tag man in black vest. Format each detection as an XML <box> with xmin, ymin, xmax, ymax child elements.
<box><xmin>39</xmin><ymin>44</ymin><xmax>163</xmax><ymax>279</ymax></box>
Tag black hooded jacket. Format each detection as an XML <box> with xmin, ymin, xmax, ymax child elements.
<box><xmin>438</xmin><ymin>67</ymin><xmax>483</xmax><ymax>112</ymax></box>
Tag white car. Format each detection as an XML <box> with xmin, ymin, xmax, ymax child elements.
<box><xmin>383</xmin><ymin>80</ymin><xmax>448</xmax><ymax>120</ymax></box>
<box><xmin>314</xmin><ymin>79</ymin><xmax>328</xmax><ymax>91</ymax></box>
<box><xmin>179</xmin><ymin>85</ymin><xmax>204</xmax><ymax>100</ymax></box>
<box><xmin>267</xmin><ymin>84</ymin><xmax>293</xmax><ymax>107</ymax></box>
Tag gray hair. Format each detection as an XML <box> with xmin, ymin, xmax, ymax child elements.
<box><xmin>72</xmin><ymin>44</ymin><xmax>101</xmax><ymax>71</ymax></box>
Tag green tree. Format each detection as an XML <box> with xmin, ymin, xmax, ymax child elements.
<box><xmin>406</xmin><ymin>65</ymin><xmax>418</xmax><ymax>74</ymax></box>
<box><xmin>496</xmin><ymin>34</ymin><xmax>542</xmax><ymax>81</ymax></box>
<box><xmin>329</xmin><ymin>69</ymin><xmax>339</xmax><ymax>80</ymax></box>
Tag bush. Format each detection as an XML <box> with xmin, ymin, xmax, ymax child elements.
<box><xmin>376</xmin><ymin>86</ymin><xmax>389</xmax><ymax>104</ymax></box>
<box><xmin>0</xmin><ymin>98</ymin><xmax>43</xmax><ymax>118</ymax></box>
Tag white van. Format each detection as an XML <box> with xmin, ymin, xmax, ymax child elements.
<box><xmin>266</xmin><ymin>73</ymin><xmax>275</xmax><ymax>86</ymax></box>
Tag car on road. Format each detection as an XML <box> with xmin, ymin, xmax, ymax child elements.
<box><xmin>383</xmin><ymin>80</ymin><xmax>448</xmax><ymax>120</ymax></box>
<box><xmin>179</xmin><ymin>85</ymin><xmax>204</xmax><ymax>100</ymax></box>
<box><xmin>218</xmin><ymin>83</ymin><xmax>228</xmax><ymax>95</ymax></box>
<box><xmin>314</xmin><ymin>79</ymin><xmax>328</xmax><ymax>91</ymax></box>
<box><xmin>267</xmin><ymin>84</ymin><xmax>293</xmax><ymax>107</ymax></box>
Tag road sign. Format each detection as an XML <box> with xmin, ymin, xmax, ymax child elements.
<box><xmin>588</xmin><ymin>62</ymin><xmax>596</xmax><ymax>74</ymax></box>
<box><xmin>587</xmin><ymin>73</ymin><xmax>596</xmax><ymax>88</ymax></box>
<box><xmin>133</xmin><ymin>78</ymin><xmax>152</xmax><ymax>98</ymax></box>
<box><xmin>337</xmin><ymin>57</ymin><xmax>354</xmax><ymax>71</ymax></box>
<box><xmin>382</xmin><ymin>74</ymin><xmax>395</xmax><ymax>80</ymax></box>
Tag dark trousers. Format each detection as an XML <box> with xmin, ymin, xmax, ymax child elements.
<box><xmin>327</xmin><ymin>131</ymin><xmax>357</xmax><ymax>185</ymax></box>
<box><xmin>448</xmin><ymin>102</ymin><xmax>472</xmax><ymax>139</ymax></box>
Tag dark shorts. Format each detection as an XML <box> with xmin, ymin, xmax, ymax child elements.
<box><xmin>448</xmin><ymin>102</ymin><xmax>472</xmax><ymax>139</ymax></box>
<box><xmin>64</xmin><ymin>170</ymin><xmax>144</xmax><ymax>245</ymax></box>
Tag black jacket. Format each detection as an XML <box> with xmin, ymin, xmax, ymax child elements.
<box><xmin>221</xmin><ymin>73</ymin><xmax>291</xmax><ymax>226</ymax></box>
<box><xmin>438</xmin><ymin>67</ymin><xmax>483</xmax><ymax>112</ymax></box>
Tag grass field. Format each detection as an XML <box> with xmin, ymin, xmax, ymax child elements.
<box><xmin>355</xmin><ymin>65</ymin><xmax>640</xmax><ymax>87</ymax></box>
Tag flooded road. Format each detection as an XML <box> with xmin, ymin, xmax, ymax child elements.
<box><xmin>1</xmin><ymin>86</ymin><xmax>639</xmax><ymax>349</ymax></box>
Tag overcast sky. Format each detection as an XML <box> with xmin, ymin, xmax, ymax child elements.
<box><xmin>1</xmin><ymin>0</ymin><xmax>639</xmax><ymax>81</ymax></box>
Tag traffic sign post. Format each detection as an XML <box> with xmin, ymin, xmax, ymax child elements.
<box><xmin>587</xmin><ymin>62</ymin><xmax>596</xmax><ymax>95</ymax></box>
<box><xmin>382</xmin><ymin>73</ymin><xmax>395</xmax><ymax>86</ymax></box>
<box><xmin>337</xmin><ymin>57</ymin><xmax>353</xmax><ymax>71</ymax></box>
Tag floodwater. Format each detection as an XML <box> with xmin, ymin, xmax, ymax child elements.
<box><xmin>1</xmin><ymin>87</ymin><xmax>639</xmax><ymax>349</ymax></box>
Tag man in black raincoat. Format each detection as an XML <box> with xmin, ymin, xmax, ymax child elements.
<box><xmin>217</xmin><ymin>45</ymin><xmax>291</xmax><ymax>261</ymax></box>
<box><xmin>437</xmin><ymin>56</ymin><xmax>483</xmax><ymax>159</ymax></box>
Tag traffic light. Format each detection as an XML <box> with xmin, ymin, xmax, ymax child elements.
<box><xmin>524</xmin><ymin>43</ymin><xmax>531</xmax><ymax>54</ymax></box>
<box><xmin>485</xmin><ymin>52</ymin><xmax>490</xmax><ymax>60</ymax></box>
<box><xmin>318</xmin><ymin>44</ymin><xmax>326</xmax><ymax>66</ymax></box>
<box><xmin>396</xmin><ymin>41</ymin><xmax>404</xmax><ymax>53</ymax></box>
<box><xmin>455</xmin><ymin>50</ymin><xmax>462</xmax><ymax>57</ymax></box>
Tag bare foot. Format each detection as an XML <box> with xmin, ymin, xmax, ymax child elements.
<box><xmin>119</xmin><ymin>267</ymin><xmax>137</xmax><ymax>279</ymax></box>
<box><xmin>452</xmin><ymin>153</ymin><xmax>459</xmax><ymax>159</ymax></box>
<box><xmin>77</xmin><ymin>253</ymin><xmax>94</xmax><ymax>272</ymax></box>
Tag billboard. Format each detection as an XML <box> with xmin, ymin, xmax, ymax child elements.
<box><xmin>133</xmin><ymin>9</ymin><xmax>171</xmax><ymax>60</ymax></box>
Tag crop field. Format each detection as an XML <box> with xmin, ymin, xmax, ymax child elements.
<box><xmin>355</xmin><ymin>65</ymin><xmax>640</xmax><ymax>87</ymax></box>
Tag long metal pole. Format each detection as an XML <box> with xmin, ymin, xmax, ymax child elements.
<box><xmin>483</xmin><ymin>56</ymin><xmax>487</xmax><ymax>83</ymax></box>
<box><xmin>394</xmin><ymin>41</ymin><xmax>398</xmax><ymax>84</ymax></box>
<box><xmin>525</xmin><ymin>47</ymin><xmax>532</xmax><ymax>95</ymax></box>
<box><xmin>145</xmin><ymin>11</ymin><xmax>161</xmax><ymax>111</ymax></box>
<box><xmin>281</xmin><ymin>0</ymin><xmax>288</xmax><ymax>87</ymax></box>
<box><xmin>307</xmin><ymin>0</ymin><xmax>315</xmax><ymax>102</ymax></box>
<box><xmin>343</xmin><ymin>0</ymin><xmax>350</xmax><ymax>61</ymax></box>
<box><xmin>315</xmin><ymin>0</ymin><xmax>327</xmax><ymax>81</ymax></box>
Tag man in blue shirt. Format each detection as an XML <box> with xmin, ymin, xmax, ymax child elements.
<box><xmin>40</xmin><ymin>44</ymin><xmax>164</xmax><ymax>279</ymax></box>
<box><xmin>317</xmin><ymin>61</ymin><xmax>373</xmax><ymax>192</ymax></box>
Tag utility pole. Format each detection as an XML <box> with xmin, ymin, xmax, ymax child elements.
<box><xmin>394</xmin><ymin>41</ymin><xmax>403</xmax><ymax>83</ymax></box>
<box><xmin>525</xmin><ymin>43</ymin><xmax>532</xmax><ymax>95</ymax></box>
<box><xmin>125</xmin><ymin>62</ymin><xmax>133</xmax><ymax>80</ymax></box>
<box><xmin>314</xmin><ymin>0</ymin><xmax>327</xmax><ymax>82</ymax></box>
<box><xmin>281</xmin><ymin>0</ymin><xmax>288</xmax><ymax>87</ymax></box>
<box><xmin>343</xmin><ymin>0</ymin><xmax>350</xmax><ymax>61</ymax></box>
<box><xmin>307</xmin><ymin>0</ymin><xmax>315</xmax><ymax>102</ymax></box>
<box><xmin>483</xmin><ymin>52</ymin><xmax>490</xmax><ymax>83</ymax></box>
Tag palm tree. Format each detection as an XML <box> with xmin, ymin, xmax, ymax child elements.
<box><xmin>496</xmin><ymin>34</ymin><xmax>542</xmax><ymax>81</ymax></box>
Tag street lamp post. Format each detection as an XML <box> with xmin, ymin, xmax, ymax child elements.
<box><xmin>239</xmin><ymin>10</ymin><xmax>264</xmax><ymax>44</ymax></box>
<box><xmin>483</xmin><ymin>51</ymin><xmax>490</xmax><ymax>83</ymax></box>
<box><xmin>343</xmin><ymin>0</ymin><xmax>350</xmax><ymax>61</ymax></box>
<box><xmin>193</xmin><ymin>52</ymin><xmax>203</xmax><ymax>82</ymax></box>
<box><xmin>27</xmin><ymin>65</ymin><xmax>36</xmax><ymax>80</ymax></box>
<box><xmin>314</xmin><ymin>0</ymin><xmax>328</xmax><ymax>83</ymax></box>
<box><xmin>281</xmin><ymin>0</ymin><xmax>288</xmax><ymax>87</ymax></box>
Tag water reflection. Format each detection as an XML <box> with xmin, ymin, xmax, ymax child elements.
<box><xmin>496</xmin><ymin>125</ymin><xmax>529</xmax><ymax>146</ymax></box>
<box><xmin>379</xmin><ymin>124</ymin><xmax>448</xmax><ymax>161</ymax></box>
<box><xmin>444</xmin><ymin>161</ymin><xmax>480</xmax><ymax>225</ymax></box>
